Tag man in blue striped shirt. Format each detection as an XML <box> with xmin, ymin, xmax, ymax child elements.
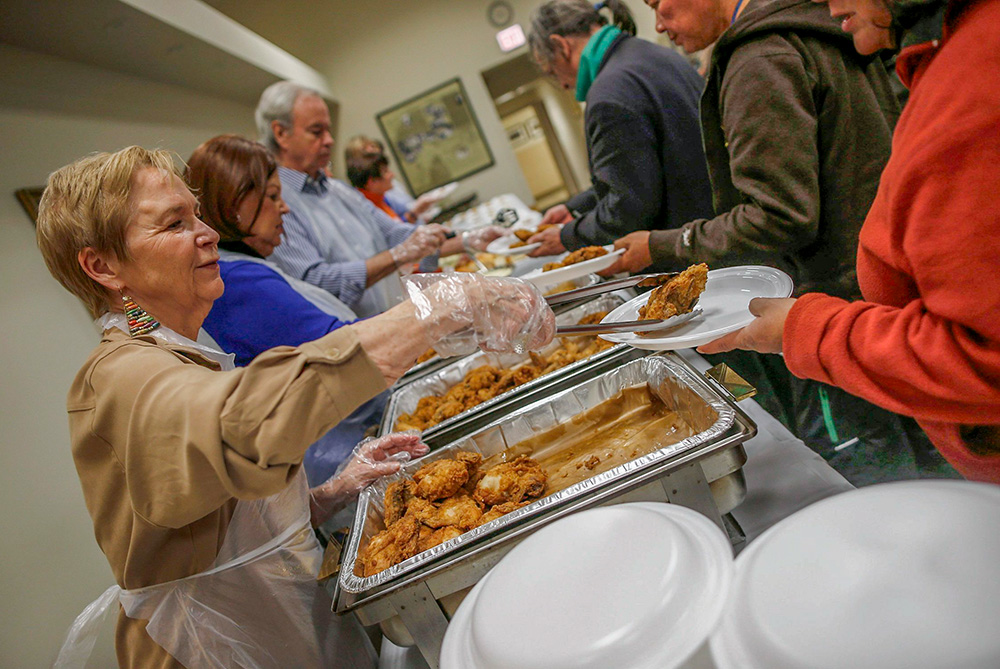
<box><xmin>255</xmin><ymin>81</ymin><xmax>491</xmax><ymax>317</ymax></box>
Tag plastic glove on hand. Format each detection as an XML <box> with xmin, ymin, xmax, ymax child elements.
<box><xmin>390</xmin><ymin>224</ymin><xmax>449</xmax><ymax>265</ymax></box>
<box><xmin>310</xmin><ymin>432</ymin><xmax>429</xmax><ymax>526</ymax></box>
<box><xmin>404</xmin><ymin>273</ymin><xmax>556</xmax><ymax>358</ymax></box>
<box><xmin>461</xmin><ymin>225</ymin><xmax>506</xmax><ymax>251</ymax></box>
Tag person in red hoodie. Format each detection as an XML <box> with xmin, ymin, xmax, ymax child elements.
<box><xmin>700</xmin><ymin>0</ymin><xmax>1000</xmax><ymax>483</ymax></box>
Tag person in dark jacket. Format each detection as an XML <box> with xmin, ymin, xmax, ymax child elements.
<box><xmin>525</xmin><ymin>0</ymin><xmax>713</xmax><ymax>255</ymax></box>
<box><xmin>608</xmin><ymin>0</ymin><xmax>958</xmax><ymax>484</ymax></box>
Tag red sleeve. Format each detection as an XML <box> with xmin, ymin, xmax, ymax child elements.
<box><xmin>783</xmin><ymin>64</ymin><xmax>1000</xmax><ymax>426</ymax></box>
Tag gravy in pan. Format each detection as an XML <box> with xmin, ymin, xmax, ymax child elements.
<box><xmin>484</xmin><ymin>385</ymin><xmax>695</xmax><ymax>495</ymax></box>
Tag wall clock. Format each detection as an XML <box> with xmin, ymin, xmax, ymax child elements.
<box><xmin>487</xmin><ymin>0</ymin><xmax>514</xmax><ymax>28</ymax></box>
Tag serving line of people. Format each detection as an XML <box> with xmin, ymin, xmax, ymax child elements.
<box><xmin>40</xmin><ymin>0</ymin><xmax>999</xmax><ymax>666</ymax></box>
<box><xmin>528</xmin><ymin>0</ymin><xmax>959</xmax><ymax>485</ymax></box>
<box><xmin>524</xmin><ymin>0</ymin><xmax>714</xmax><ymax>256</ymax></box>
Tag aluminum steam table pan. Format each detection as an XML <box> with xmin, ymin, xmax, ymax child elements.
<box><xmin>380</xmin><ymin>293</ymin><xmax>629</xmax><ymax>438</ymax></box>
<box><xmin>394</xmin><ymin>274</ymin><xmax>604</xmax><ymax>389</ymax></box>
<box><xmin>341</xmin><ymin>352</ymin><xmax>744</xmax><ymax>594</ymax></box>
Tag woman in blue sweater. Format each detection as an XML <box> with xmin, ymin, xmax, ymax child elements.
<box><xmin>188</xmin><ymin>134</ymin><xmax>384</xmax><ymax>486</ymax></box>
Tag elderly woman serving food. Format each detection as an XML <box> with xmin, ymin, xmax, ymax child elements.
<box><xmin>42</xmin><ymin>146</ymin><xmax>554</xmax><ymax>668</ymax></box>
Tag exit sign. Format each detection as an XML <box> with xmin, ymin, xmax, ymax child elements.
<box><xmin>496</xmin><ymin>24</ymin><xmax>526</xmax><ymax>52</ymax></box>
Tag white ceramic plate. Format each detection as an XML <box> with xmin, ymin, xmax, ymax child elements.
<box><xmin>599</xmin><ymin>266</ymin><xmax>794</xmax><ymax>351</ymax></box>
<box><xmin>520</xmin><ymin>246</ymin><xmax>624</xmax><ymax>287</ymax></box>
<box><xmin>486</xmin><ymin>235</ymin><xmax>542</xmax><ymax>256</ymax></box>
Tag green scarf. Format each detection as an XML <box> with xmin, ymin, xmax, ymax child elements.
<box><xmin>575</xmin><ymin>25</ymin><xmax>622</xmax><ymax>102</ymax></box>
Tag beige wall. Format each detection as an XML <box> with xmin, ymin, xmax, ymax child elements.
<box><xmin>204</xmin><ymin>0</ymin><xmax>660</xmax><ymax>200</ymax></box>
<box><xmin>0</xmin><ymin>43</ymin><xmax>255</xmax><ymax>667</ymax></box>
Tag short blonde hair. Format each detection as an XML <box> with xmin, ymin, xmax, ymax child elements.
<box><xmin>36</xmin><ymin>146</ymin><xmax>182</xmax><ymax>319</ymax></box>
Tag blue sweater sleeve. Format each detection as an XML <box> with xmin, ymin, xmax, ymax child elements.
<box><xmin>203</xmin><ymin>260</ymin><xmax>353</xmax><ymax>367</ymax></box>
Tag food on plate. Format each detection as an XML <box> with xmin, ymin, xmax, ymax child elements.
<box><xmin>543</xmin><ymin>245</ymin><xmax>608</xmax><ymax>272</ymax></box>
<box><xmin>455</xmin><ymin>252</ymin><xmax>516</xmax><ymax>273</ymax></box>
<box><xmin>393</xmin><ymin>312</ymin><xmax>615</xmax><ymax>431</ymax></box>
<box><xmin>638</xmin><ymin>263</ymin><xmax>708</xmax><ymax>334</ymax></box>
<box><xmin>358</xmin><ymin>451</ymin><xmax>546</xmax><ymax>576</ymax></box>
<box><xmin>507</xmin><ymin>223</ymin><xmax>557</xmax><ymax>248</ymax></box>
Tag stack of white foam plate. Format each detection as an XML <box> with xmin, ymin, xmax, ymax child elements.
<box><xmin>711</xmin><ymin>480</ymin><xmax>1000</xmax><ymax>669</ymax></box>
<box><xmin>441</xmin><ymin>502</ymin><xmax>733</xmax><ymax>669</ymax></box>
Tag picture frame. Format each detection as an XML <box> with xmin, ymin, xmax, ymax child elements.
<box><xmin>15</xmin><ymin>187</ymin><xmax>45</xmax><ymax>225</ymax></box>
<box><xmin>376</xmin><ymin>78</ymin><xmax>495</xmax><ymax>197</ymax></box>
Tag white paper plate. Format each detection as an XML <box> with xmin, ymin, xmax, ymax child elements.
<box><xmin>441</xmin><ymin>503</ymin><xmax>733</xmax><ymax>669</ymax></box>
<box><xmin>520</xmin><ymin>246</ymin><xmax>624</xmax><ymax>287</ymax></box>
<box><xmin>423</xmin><ymin>181</ymin><xmax>459</xmax><ymax>201</ymax></box>
<box><xmin>600</xmin><ymin>266</ymin><xmax>793</xmax><ymax>351</ymax></box>
<box><xmin>486</xmin><ymin>235</ymin><xmax>542</xmax><ymax>256</ymax></box>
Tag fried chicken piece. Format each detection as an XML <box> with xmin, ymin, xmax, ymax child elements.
<box><xmin>473</xmin><ymin>456</ymin><xmax>547</xmax><ymax>507</ymax></box>
<box><xmin>454</xmin><ymin>450</ymin><xmax>483</xmax><ymax>475</ymax></box>
<box><xmin>476</xmin><ymin>500</ymin><xmax>530</xmax><ymax>527</ymax></box>
<box><xmin>563</xmin><ymin>246</ymin><xmax>608</xmax><ymax>264</ymax></box>
<box><xmin>575</xmin><ymin>310</ymin><xmax>608</xmax><ymax>326</ymax></box>
<box><xmin>430</xmin><ymin>398</ymin><xmax>465</xmax><ymax>425</ymax></box>
<box><xmin>413</xmin><ymin>494</ymin><xmax>483</xmax><ymax>530</ymax></box>
<box><xmin>413</xmin><ymin>459</ymin><xmax>470</xmax><ymax>500</ymax></box>
<box><xmin>493</xmin><ymin>365</ymin><xmax>540</xmax><ymax>394</ymax></box>
<box><xmin>463</xmin><ymin>365</ymin><xmax>501</xmax><ymax>391</ymax></box>
<box><xmin>383</xmin><ymin>480</ymin><xmax>417</xmax><ymax>526</ymax></box>
<box><xmin>542</xmin><ymin>245</ymin><xmax>608</xmax><ymax>272</ymax></box>
<box><xmin>417</xmin><ymin>525</ymin><xmax>464</xmax><ymax>552</ymax></box>
<box><xmin>639</xmin><ymin>263</ymin><xmax>709</xmax><ymax>321</ymax></box>
<box><xmin>360</xmin><ymin>514</ymin><xmax>421</xmax><ymax>577</ymax></box>
<box><xmin>513</xmin><ymin>228</ymin><xmax>535</xmax><ymax>242</ymax></box>
<box><xmin>394</xmin><ymin>395</ymin><xmax>443</xmax><ymax>431</ymax></box>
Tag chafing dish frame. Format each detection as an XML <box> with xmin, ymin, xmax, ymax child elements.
<box><xmin>334</xmin><ymin>351</ymin><xmax>757</xmax><ymax>668</ymax></box>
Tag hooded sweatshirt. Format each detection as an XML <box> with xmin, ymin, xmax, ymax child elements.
<box><xmin>784</xmin><ymin>0</ymin><xmax>1000</xmax><ymax>482</ymax></box>
<box><xmin>648</xmin><ymin>0</ymin><xmax>899</xmax><ymax>298</ymax></box>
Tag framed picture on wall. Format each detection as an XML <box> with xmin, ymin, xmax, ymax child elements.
<box><xmin>15</xmin><ymin>187</ymin><xmax>44</xmax><ymax>225</ymax></box>
<box><xmin>376</xmin><ymin>78</ymin><xmax>495</xmax><ymax>197</ymax></box>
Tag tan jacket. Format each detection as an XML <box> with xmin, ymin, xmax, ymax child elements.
<box><xmin>67</xmin><ymin>326</ymin><xmax>386</xmax><ymax>668</ymax></box>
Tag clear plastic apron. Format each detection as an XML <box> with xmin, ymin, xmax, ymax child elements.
<box><xmin>55</xmin><ymin>318</ymin><xmax>376</xmax><ymax>668</ymax></box>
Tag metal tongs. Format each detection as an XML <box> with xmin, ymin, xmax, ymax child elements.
<box><xmin>549</xmin><ymin>272</ymin><xmax>701</xmax><ymax>336</ymax></box>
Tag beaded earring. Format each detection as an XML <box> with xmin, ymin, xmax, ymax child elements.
<box><xmin>120</xmin><ymin>291</ymin><xmax>160</xmax><ymax>337</ymax></box>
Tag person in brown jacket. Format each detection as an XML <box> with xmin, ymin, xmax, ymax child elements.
<box><xmin>40</xmin><ymin>146</ymin><xmax>555</xmax><ymax>668</ymax></box>
<box><xmin>605</xmin><ymin>0</ymin><xmax>958</xmax><ymax>484</ymax></box>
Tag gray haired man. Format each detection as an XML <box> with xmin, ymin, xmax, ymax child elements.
<box><xmin>256</xmin><ymin>81</ymin><xmax>496</xmax><ymax>317</ymax></box>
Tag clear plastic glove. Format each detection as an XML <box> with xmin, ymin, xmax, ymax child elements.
<box><xmin>390</xmin><ymin>224</ymin><xmax>448</xmax><ymax>266</ymax></box>
<box><xmin>461</xmin><ymin>225</ymin><xmax>506</xmax><ymax>252</ymax></box>
<box><xmin>403</xmin><ymin>273</ymin><xmax>556</xmax><ymax>358</ymax></box>
<box><xmin>411</xmin><ymin>192</ymin><xmax>439</xmax><ymax>217</ymax></box>
<box><xmin>309</xmin><ymin>432</ymin><xmax>429</xmax><ymax>526</ymax></box>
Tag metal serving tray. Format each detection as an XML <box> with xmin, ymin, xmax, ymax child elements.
<box><xmin>336</xmin><ymin>351</ymin><xmax>756</xmax><ymax>666</ymax></box>
<box><xmin>393</xmin><ymin>274</ymin><xmax>606</xmax><ymax>389</ymax></box>
<box><xmin>380</xmin><ymin>293</ymin><xmax>632</xmax><ymax>441</ymax></box>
